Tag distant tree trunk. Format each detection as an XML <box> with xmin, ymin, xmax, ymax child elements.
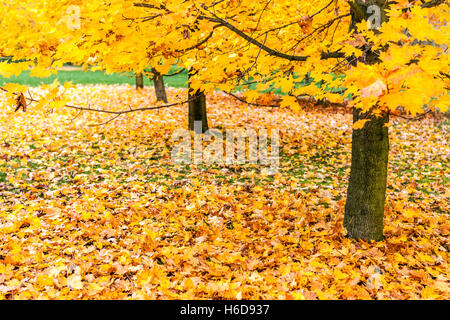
<box><xmin>136</xmin><ymin>73</ymin><xmax>144</xmax><ymax>90</ymax></box>
<box><xmin>344</xmin><ymin>0</ymin><xmax>390</xmax><ymax>241</ymax></box>
<box><xmin>188</xmin><ymin>71</ymin><xmax>208</xmax><ymax>133</ymax></box>
<box><xmin>152</xmin><ymin>69</ymin><xmax>168</xmax><ymax>103</ymax></box>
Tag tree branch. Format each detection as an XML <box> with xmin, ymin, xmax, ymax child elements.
<box><xmin>0</xmin><ymin>86</ymin><xmax>189</xmax><ymax>116</ymax></box>
<box><xmin>224</xmin><ymin>91</ymin><xmax>280</xmax><ymax>108</ymax></box>
<box><xmin>197</xmin><ymin>15</ymin><xmax>345</xmax><ymax>61</ymax></box>
<box><xmin>421</xmin><ymin>0</ymin><xmax>446</xmax><ymax>8</ymax></box>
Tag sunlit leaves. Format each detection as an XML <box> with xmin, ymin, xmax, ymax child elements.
<box><xmin>0</xmin><ymin>0</ymin><xmax>447</xmax><ymax>119</ymax></box>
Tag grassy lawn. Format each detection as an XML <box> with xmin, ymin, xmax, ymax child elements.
<box><xmin>0</xmin><ymin>69</ymin><xmax>285</xmax><ymax>95</ymax></box>
<box><xmin>0</xmin><ymin>69</ymin><xmax>189</xmax><ymax>88</ymax></box>
<box><xmin>0</xmin><ymin>66</ymin><xmax>341</xmax><ymax>97</ymax></box>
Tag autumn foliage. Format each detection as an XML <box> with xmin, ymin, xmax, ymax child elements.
<box><xmin>0</xmin><ymin>0</ymin><xmax>448</xmax><ymax>300</ymax></box>
<box><xmin>0</xmin><ymin>86</ymin><xmax>448</xmax><ymax>299</ymax></box>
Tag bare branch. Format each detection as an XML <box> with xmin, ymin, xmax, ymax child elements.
<box><xmin>164</xmin><ymin>68</ymin><xmax>186</xmax><ymax>77</ymax></box>
<box><xmin>88</xmin><ymin>114</ymin><xmax>122</xmax><ymax>127</ymax></box>
<box><xmin>421</xmin><ymin>0</ymin><xmax>446</xmax><ymax>8</ymax></box>
<box><xmin>224</xmin><ymin>91</ymin><xmax>280</xmax><ymax>108</ymax></box>
<box><xmin>0</xmin><ymin>85</ymin><xmax>189</xmax><ymax>116</ymax></box>
<box><xmin>63</xmin><ymin>99</ymin><xmax>189</xmax><ymax>115</ymax></box>
<box><xmin>390</xmin><ymin>109</ymin><xmax>433</xmax><ymax>121</ymax></box>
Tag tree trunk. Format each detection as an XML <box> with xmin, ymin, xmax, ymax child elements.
<box><xmin>344</xmin><ymin>110</ymin><xmax>389</xmax><ymax>241</ymax></box>
<box><xmin>344</xmin><ymin>0</ymin><xmax>389</xmax><ymax>241</ymax></box>
<box><xmin>152</xmin><ymin>69</ymin><xmax>168</xmax><ymax>103</ymax></box>
<box><xmin>188</xmin><ymin>72</ymin><xmax>208</xmax><ymax>133</ymax></box>
<box><xmin>135</xmin><ymin>73</ymin><xmax>144</xmax><ymax>90</ymax></box>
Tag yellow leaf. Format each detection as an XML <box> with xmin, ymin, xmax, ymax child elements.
<box><xmin>280</xmin><ymin>95</ymin><xmax>299</xmax><ymax>111</ymax></box>
<box><xmin>66</xmin><ymin>274</ymin><xmax>83</xmax><ymax>290</ymax></box>
<box><xmin>353</xmin><ymin>119</ymin><xmax>370</xmax><ymax>130</ymax></box>
<box><xmin>2</xmin><ymin>83</ymin><xmax>28</xmax><ymax>93</ymax></box>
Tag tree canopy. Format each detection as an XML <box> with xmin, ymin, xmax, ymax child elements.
<box><xmin>0</xmin><ymin>0</ymin><xmax>447</xmax><ymax>118</ymax></box>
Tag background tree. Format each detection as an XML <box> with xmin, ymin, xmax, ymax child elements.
<box><xmin>136</xmin><ymin>70</ymin><xmax>168</xmax><ymax>103</ymax></box>
<box><xmin>188</xmin><ymin>70</ymin><xmax>208</xmax><ymax>132</ymax></box>
<box><xmin>136</xmin><ymin>73</ymin><xmax>144</xmax><ymax>90</ymax></box>
<box><xmin>151</xmin><ymin>68</ymin><xmax>168</xmax><ymax>103</ymax></box>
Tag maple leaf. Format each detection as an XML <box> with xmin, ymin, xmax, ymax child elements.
<box><xmin>360</xmin><ymin>79</ymin><xmax>387</xmax><ymax>98</ymax></box>
<box><xmin>15</xmin><ymin>93</ymin><xmax>27</xmax><ymax>112</ymax></box>
<box><xmin>353</xmin><ymin>119</ymin><xmax>370</xmax><ymax>130</ymax></box>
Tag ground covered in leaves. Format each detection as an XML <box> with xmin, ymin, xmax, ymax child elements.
<box><xmin>0</xmin><ymin>85</ymin><xmax>448</xmax><ymax>299</ymax></box>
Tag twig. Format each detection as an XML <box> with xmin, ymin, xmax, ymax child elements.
<box><xmin>88</xmin><ymin>114</ymin><xmax>122</xmax><ymax>127</ymax></box>
<box><xmin>224</xmin><ymin>91</ymin><xmax>280</xmax><ymax>108</ymax></box>
<box><xmin>0</xmin><ymin>85</ymin><xmax>191</xmax><ymax>116</ymax></box>
<box><xmin>390</xmin><ymin>109</ymin><xmax>433</xmax><ymax>121</ymax></box>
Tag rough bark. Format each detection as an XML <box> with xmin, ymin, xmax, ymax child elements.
<box><xmin>344</xmin><ymin>110</ymin><xmax>389</xmax><ymax>241</ymax></box>
<box><xmin>135</xmin><ymin>73</ymin><xmax>144</xmax><ymax>90</ymax></box>
<box><xmin>152</xmin><ymin>69</ymin><xmax>168</xmax><ymax>103</ymax></box>
<box><xmin>188</xmin><ymin>72</ymin><xmax>208</xmax><ymax>133</ymax></box>
<box><xmin>344</xmin><ymin>0</ymin><xmax>390</xmax><ymax>241</ymax></box>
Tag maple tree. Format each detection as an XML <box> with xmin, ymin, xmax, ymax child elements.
<box><xmin>152</xmin><ymin>69</ymin><xmax>168</xmax><ymax>103</ymax></box>
<box><xmin>136</xmin><ymin>69</ymin><xmax>169</xmax><ymax>102</ymax></box>
<box><xmin>0</xmin><ymin>1</ymin><xmax>448</xmax><ymax>299</ymax></box>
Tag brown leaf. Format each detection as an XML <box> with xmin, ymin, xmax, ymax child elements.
<box><xmin>15</xmin><ymin>92</ymin><xmax>27</xmax><ymax>112</ymax></box>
